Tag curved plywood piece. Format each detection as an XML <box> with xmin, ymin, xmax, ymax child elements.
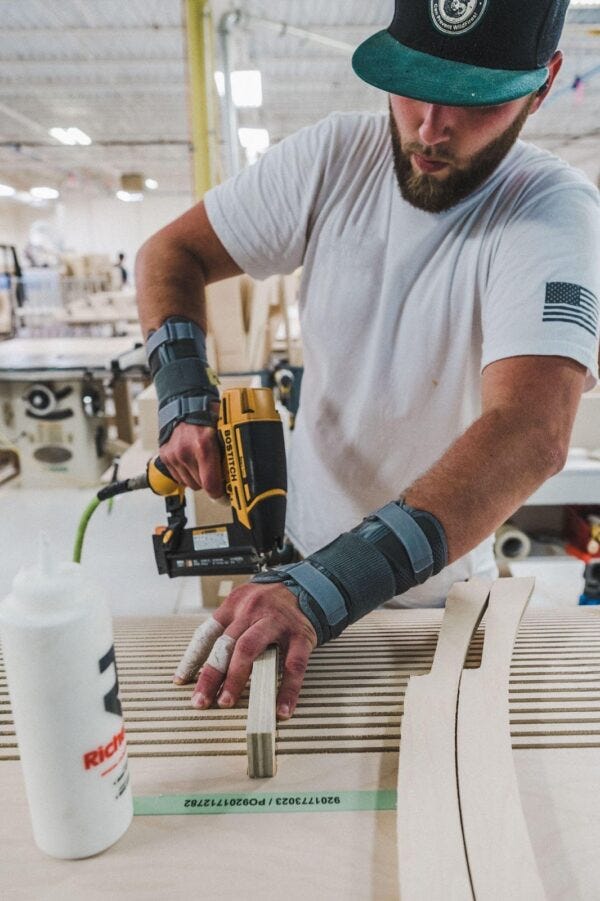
<box><xmin>457</xmin><ymin>576</ymin><xmax>546</xmax><ymax>900</ymax></box>
<box><xmin>397</xmin><ymin>578</ymin><xmax>491</xmax><ymax>901</ymax></box>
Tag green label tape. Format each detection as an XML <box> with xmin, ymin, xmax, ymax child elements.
<box><xmin>134</xmin><ymin>790</ymin><xmax>397</xmax><ymax>816</ymax></box>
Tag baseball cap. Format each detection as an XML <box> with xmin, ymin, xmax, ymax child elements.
<box><xmin>352</xmin><ymin>0</ymin><xmax>570</xmax><ymax>107</ymax></box>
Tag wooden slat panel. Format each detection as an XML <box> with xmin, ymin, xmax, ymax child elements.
<box><xmin>4</xmin><ymin>607</ymin><xmax>600</xmax><ymax>761</ymax></box>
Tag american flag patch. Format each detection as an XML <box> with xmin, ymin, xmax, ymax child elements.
<box><xmin>543</xmin><ymin>282</ymin><xmax>599</xmax><ymax>337</ymax></box>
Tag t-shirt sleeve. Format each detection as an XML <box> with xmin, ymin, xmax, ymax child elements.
<box><xmin>203</xmin><ymin>116</ymin><xmax>337</xmax><ymax>280</ymax></box>
<box><xmin>481</xmin><ymin>178</ymin><xmax>600</xmax><ymax>388</ymax></box>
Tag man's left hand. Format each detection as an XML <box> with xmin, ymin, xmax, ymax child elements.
<box><xmin>173</xmin><ymin>582</ymin><xmax>318</xmax><ymax>720</ymax></box>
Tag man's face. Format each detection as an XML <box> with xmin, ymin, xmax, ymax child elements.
<box><xmin>388</xmin><ymin>93</ymin><xmax>536</xmax><ymax>213</ymax></box>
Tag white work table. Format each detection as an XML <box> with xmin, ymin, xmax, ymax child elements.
<box><xmin>2</xmin><ymin>609</ymin><xmax>600</xmax><ymax>900</ymax></box>
<box><xmin>0</xmin><ymin>336</ymin><xmax>142</xmax><ymax>379</ymax></box>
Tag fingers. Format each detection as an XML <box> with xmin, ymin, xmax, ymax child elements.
<box><xmin>205</xmin><ymin>634</ymin><xmax>237</xmax><ymax>673</ymax></box>
<box><xmin>172</xmin><ymin>617</ymin><xmax>225</xmax><ymax>684</ymax></box>
<box><xmin>192</xmin><ymin>626</ymin><xmax>314</xmax><ymax>720</ymax></box>
<box><xmin>192</xmin><ymin>619</ymin><xmax>278</xmax><ymax>711</ymax></box>
<box><xmin>182</xmin><ymin>583</ymin><xmax>318</xmax><ymax>717</ymax></box>
<box><xmin>219</xmin><ymin>621</ymin><xmax>282</xmax><ymax>707</ymax></box>
<box><xmin>160</xmin><ymin>421</ymin><xmax>224</xmax><ymax>495</ymax></box>
<box><xmin>197</xmin><ymin>434</ymin><xmax>224</xmax><ymax>499</ymax></box>
<box><xmin>276</xmin><ymin>637</ymin><xmax>314</xmax><ymax>720</ymax></box>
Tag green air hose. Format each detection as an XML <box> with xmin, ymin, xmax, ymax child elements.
<box><xmin>72</xmin><ymin>472</ymin><xmax>150</xmax><ymax>563</ymax></box>
<box><xmin>73</xmin><ymin>495</ymin><xmax>103</xmax><ymax>563</ymax></box>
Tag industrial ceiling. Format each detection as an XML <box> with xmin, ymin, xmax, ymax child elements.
<box><xmin>0</xmin><ymin>0</ymin><xmax>598</xmax><ymax>204</ymax></box>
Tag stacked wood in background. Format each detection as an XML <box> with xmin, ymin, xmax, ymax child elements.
<box><xmin>206</xmin><ymin>271</ymin><xmax>302</xmax><ymax>374</ymax></box>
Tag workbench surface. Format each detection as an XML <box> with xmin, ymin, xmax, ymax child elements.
<box><xmin>0</xmin><ymin>336</ymin><xmax>139</xmax><ymax>375</ymax></box>
<box><xmin>2</xmin><ymin>610</ymin><xmax>600</xmax><ymax>900</ymax></box>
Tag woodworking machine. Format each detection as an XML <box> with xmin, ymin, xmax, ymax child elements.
<box><xmin>0</xmin><ymin>337</ymin><xmax>146</xmax><ymax>488</ymax></box>
<box><xmin>0</xmin><ymin>375</ymin><xmax>109</xmax><ymax>487</ymax></box>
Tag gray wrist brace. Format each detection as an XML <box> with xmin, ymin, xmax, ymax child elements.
<box><xmin>252</xmin><ymin>500</ymin><xmax>447</xmax><ymax>645</ymax></box>
<box><xmin>146</xmin><ymin>317</ymin><xmax>220</xmax><ymax>445</ymax></box>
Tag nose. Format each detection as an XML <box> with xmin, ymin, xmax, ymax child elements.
<box><xmin>418</xmin><ymin>104</ymin><xmax>453</xmax><ymax>148</ymax></box>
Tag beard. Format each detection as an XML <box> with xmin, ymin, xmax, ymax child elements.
<box><xmin>389</xmin><ymin>97</ymin><xmax>534</xmax><ymax>213</ymax></box>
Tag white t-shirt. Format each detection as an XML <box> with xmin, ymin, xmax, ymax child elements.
<box><xmin>205</xmin><ymin>112</ymin><xmax>600</xmax><ymax>607</ymax></box>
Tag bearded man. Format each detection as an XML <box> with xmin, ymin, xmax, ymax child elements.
<box><xmin>136</xmin><ymin>0</ymin><xmax>600</xmax><ymax>719</ymax></box>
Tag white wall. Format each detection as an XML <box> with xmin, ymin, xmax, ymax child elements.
<box><xmin>0</xmin><ymin>202</ymin><xmax>41</xmax><ymax>252</ymax></box>
<box><xmin>0</xmin><ymin>192</ymin><xmax>194</xmax><ymax>276</ymax></box>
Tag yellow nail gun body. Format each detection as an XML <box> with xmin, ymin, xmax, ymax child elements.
<box><xmin>99</xmin><ymin>387</ymin><xmax>287</xmax><ymax>577</ymax></box>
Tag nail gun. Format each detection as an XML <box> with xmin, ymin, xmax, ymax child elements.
<box><xmin>96</xmin><ymin>387</ymin><xmax>287</xmax><ymax>577</ymax></box>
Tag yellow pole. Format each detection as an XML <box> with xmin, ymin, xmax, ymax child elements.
<box><xmin>185</xmin><ymin>0</ymin><xmax>218</xmax><ymax>200</ymax></box>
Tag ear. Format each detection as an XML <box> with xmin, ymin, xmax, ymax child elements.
<box><xmin>529</xmin><ymin>50</ymin><xmax>563</xmax><ymax>113</ymax></box>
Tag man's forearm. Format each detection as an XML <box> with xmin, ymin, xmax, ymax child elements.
<box><xmin>135</xmin><ymin>200</ymin><xmax>242</xmax><ymax>338</ymax></box>
<box><xmin>404</xmin><ymin>407</ymin><xmax>568</xmax><ymax>563</ymax></box>
<box><xmin>135</xmin><ymin>234</ymin><xmax>208</xmax><ymax>338</ymax></box>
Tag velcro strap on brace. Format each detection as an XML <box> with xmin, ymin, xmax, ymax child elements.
<box><xmin>285</xmin><ymin>561</ymin><xmax>348</xmax><ymax>630</ymax></box>
<box><xmin>146</xmin><ymin>319</ymin><xmax>207</xmax><ymax>361</ymax></box>
<box><xmin>372</xmin><ymin>501</ymin><xmax>434</xmax><ymax>583</ymax></box>
<box><xmin>158</xmin><ymin>395</ymin><xmax>217</xmax><ymax>432</ymax></box>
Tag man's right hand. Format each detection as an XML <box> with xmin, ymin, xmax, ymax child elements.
<box><xmin>158</xmin><ymin>420</ymin><xmax>224</xmax><ymax>496</ymax></box>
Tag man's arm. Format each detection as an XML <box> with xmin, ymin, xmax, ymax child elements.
<box><xmin>135</xmin><ymin>201</ymin><xmax>242</xmax><ymax>493</ymax></box>
<box><xmin>405</xmin><ymin>354</ymin><xmax>586</xmax><ymax>561</ymax></box>
<box><xmin>189</xmin><ymin>353</ymin><xmax>586</xmax><ymax>718</ymax></box>
<box><xmin>135</xmin><ymin>200</ymin><xmax>242</xmax><ymax>335</ymax></box>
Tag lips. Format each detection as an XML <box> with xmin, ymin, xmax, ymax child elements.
<box><xmin>412</xmin><ymin>154</ymin><xmax>449</xmax><ymax>174</ymax></box>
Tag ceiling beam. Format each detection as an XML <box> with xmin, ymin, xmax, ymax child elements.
<box><xmin>0</xmin><ymin>84</ymin><xmax>185</xmax><ymax>96</ymax></box>
<box><xmin>0</xmin><ymin>58</ymin><xmax>185</xmax><ymax>68</ymax></box>
<box><xmin>0</xmin><ymin>26</ymin><xmax>183</xmax><ymax>36</ymax></box>
<box><xmin>0</xmin><ymin>140</ymin><xmax>190</xmax><ymax>148</ymax></box>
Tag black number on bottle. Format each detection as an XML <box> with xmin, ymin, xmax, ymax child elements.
<box><xmin>99</xmin><ymin>644</ymin><xmax>122</xmax><ymax>718</ymax></box>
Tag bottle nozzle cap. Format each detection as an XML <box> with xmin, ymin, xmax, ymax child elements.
<box><xmin>7</xmin><ymin>532</ymin><xmax>78</xmax><ymax>611</ymax></box>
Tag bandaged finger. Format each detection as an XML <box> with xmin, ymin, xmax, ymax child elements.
<box><xmin>205</xmin><ymin>634</ymin><xmax>237</xmax><ymax>674</ymax></box>
<box><xmin>174</xmin><ymin>617</ymin><xmax>224</xmax><ymax>683</ymax></box>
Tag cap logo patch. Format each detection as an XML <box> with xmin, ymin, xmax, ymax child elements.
<box><xmin>430</xmin><ymin>0</ymin><xmax>488</xmax><ymax>36</ymax></box>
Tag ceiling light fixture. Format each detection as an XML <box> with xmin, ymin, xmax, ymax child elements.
<box><xmin>0</xmin><ymin>184</ymin><xmax>16</xmax><ymax>197</ymax></box>
<box><xmin>116</xmin><ymin>190</ymin><xmax>144</xmax><ymax>203</ymax></box>
<box><xmin>238</xmin><ymin>127</ymin><xmax>270</xmax><ymax>165</ymax></box>
<box><xmin>30</xmin><ymin>186</ymin><xmax>59</xmax><ymax>200</ymax></box>
<box><xmin>214</xmin><ymin>70</ymin><xmax>263</xmax><ymax>107</ymax></box>
<box><xmin>69</xmin><ymin>127</ymin><xmax>92</xmax><ymax>146</ymax></box>
<box><xmin>145</xmin><ymin>178</ymin><xmax>158</xmax><ymax>190</ymax></box>
<box><xmin>231</xmin><ymin>70</ymin><xmax>263</xmax><ymax>108</ymax></box>
<box><xmin>49</xmin><ymin>127</ymin><xmax>92</xmax><ymax>146</ymax></box>
<box><xmin>49</xmin><ymin>127</ymin><xmax>76</xmax><ymax>145</ymax></box>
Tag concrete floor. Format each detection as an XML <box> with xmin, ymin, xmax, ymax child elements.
<box><xmin>0</xmin><ymin>484</ymin><xmax>200</xmax><ymax>616</ymax></box>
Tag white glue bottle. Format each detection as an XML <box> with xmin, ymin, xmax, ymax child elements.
<box><xmin>0</xmin><ymin>534</ymin><xmax>133</xmax><ymax>858</ymax></box>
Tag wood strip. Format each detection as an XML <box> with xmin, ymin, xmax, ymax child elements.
<box><xmin>397</xmin><ymin>578</ymin><xmax>490</xmax><ymax>901</ymax></box>
<box><xmin>246</xmin><ymin>646</ymin><xmax>278</xmax><ymax>778</ymax></box>
<box><xmin>457</xmin><ymin>577</ymin><xmax>545</xmax><ymax>900</ymax></box>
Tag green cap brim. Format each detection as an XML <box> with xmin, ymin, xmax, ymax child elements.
<box><xmin>352</xmin><ymin>30</ymin><xmax>548</xmax><ymax>107</ymax></box>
